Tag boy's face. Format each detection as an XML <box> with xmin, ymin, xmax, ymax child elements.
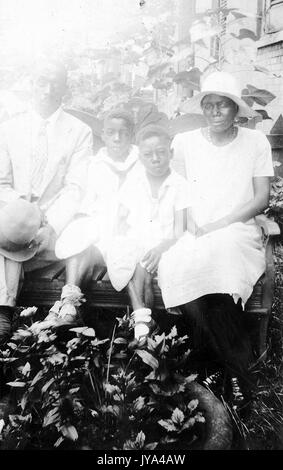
<box><xmin>139</xmin><ymin>135</ymin><xmax>172</xmax><ymax>177</ymax></box>
<box><xmin>102</xmin><ymin>118</ymin><xmax>133</xmax><ymax>160</ymax></box>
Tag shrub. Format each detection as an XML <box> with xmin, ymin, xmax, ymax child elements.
<box><xmin>0</xmin><ymin>313</ymin><xmax>204</xmax><ymax>450</ymax></box>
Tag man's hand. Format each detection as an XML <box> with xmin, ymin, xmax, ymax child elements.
<box><xmin>33</xmin><ymin>224</ymin><xmax>56</xmax><ymax>254</ymax></box>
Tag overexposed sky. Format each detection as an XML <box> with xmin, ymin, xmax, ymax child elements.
<box><xmin>0</xmin><ymin>0</ymin><xmax>143</xmax><ymax>59</ymax></box>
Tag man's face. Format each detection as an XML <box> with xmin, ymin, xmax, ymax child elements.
<box><xmin>201</xmin><ymin>94</ymin><xmax>238</xmax><ymax>133</ymax></box>
<box><xmin>32</xmin><ymin>63</ymin><xmax>67</xmax><ymax>118</ymax></box>
<box><xmin>139</xmin><ymin>135</ymin><xmax>172</xmax><ymax>177</ymax></box>
<box><xmin>102</xmin><ymin>118</ymin><xmax>133</xmax><ymax>161</ymax></box>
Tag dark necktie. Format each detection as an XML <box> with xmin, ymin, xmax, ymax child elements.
<box><xmin>31</xmin><ymin>120</ymin><xmax>49</xmax><ymax>196</ymax></box>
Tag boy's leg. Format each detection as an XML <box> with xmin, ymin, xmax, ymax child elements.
<box><xmin>65</xmin><ymin>245</ymin><xmax>103</xmax><ymax>287</ymax></box>
<box><xmin>46</xmin><ymin>246</ymin><xmax>104</xmax><ymax>327</ymax></box>
<box><xmin>127</xmin><ymin>264</ymin><xmax>155</xmax><ymax>344</ymax></box>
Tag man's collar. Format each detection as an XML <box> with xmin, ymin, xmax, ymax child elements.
<box><xmin>30</xmin><ymin>106</ymin><xmax>62</xmax><ymax>126</ymax></box>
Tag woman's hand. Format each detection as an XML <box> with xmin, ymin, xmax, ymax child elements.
<box><xmin>196</xmin><ymin>220</ymin><xmax>228</xmax><ymax>237</ymax></box>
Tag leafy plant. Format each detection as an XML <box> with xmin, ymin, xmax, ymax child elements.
<box><xmin>0</xmin><ymin>314</ymin><xmax>204</xmax><ymax>450</ymax></box>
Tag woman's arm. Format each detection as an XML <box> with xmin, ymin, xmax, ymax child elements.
<box><xmin>197</xmin><ymin>176</ymin><xmax>271</xmax><ymax>237</ymax></box>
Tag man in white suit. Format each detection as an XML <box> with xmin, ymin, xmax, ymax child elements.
<box><xmin>0</xmin><ymin>59</ymin><xmax>93</xmax><ymax>343</ymax></box>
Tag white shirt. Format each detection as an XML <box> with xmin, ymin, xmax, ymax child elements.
<box><xmin>118</xmin><ymin>167</ymin><xmax>191</xmax><ymax>247</ymax></box>
<box><xmin>80</xmin><ymin>145</ymin><xmax>140</xmax><ymax>243</ymax></box>
<box><xmin>30</xmin><ymin>106</ymin><xmax>62</xmax><ymax>151</ymax></box>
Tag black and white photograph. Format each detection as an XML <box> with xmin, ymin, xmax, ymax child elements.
<box><xmin>0</xmin><ymin>0</ymin><xmax>282</xmax><ymax>457</ymax></box>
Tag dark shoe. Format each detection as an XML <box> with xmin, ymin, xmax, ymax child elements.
<box><xmin>0</xmin><ymin>306</ymin><xmax>14</xmax><ymax>345</ymax></box>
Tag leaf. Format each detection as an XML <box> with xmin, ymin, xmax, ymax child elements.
<box><xmin>43</xmin><ymin>408</ymin><xmax>60</xmax><ymax>427</ymax></box>
<box><xmin>20</xmin><ymin>306</ymin><xmax>38</xmax><ymax>318</ymax></box>
<box><xmin>135</xmin><ymin>350</ymin><xmax>159</xmax><ymax>369</ymax></box>
<box><xmin>31</xmin><ymin>370</ymin><xmax>44</xmax><ymax>386</ymax></box>
<box><xmin>242</xmin><ymin>85</ymin><xmax>276</xmax><ymax>107</ymax></box>
<box><xmin>145</xmin><ymin>442</ymin><xmax>158</xmax><ymax>450</ymax></box>
<box><xmin>82</xmin><ymin>328</ymin><xmax>96</xmax><ymax>337</ymax></box>
<box><xmin>230</xmin><ymin>10</ymin><xmax>248</xmax><ymax>19</ymax></box>
<box><xmin>20</xmin><ymin>393</ymin><xmax>28</xmax><ymax>411</ymax></box>
<box><xmin>61</xmin><ymin>424</ymin><xmax>78</xmax><ymax>441</ymax></box>
<box><xmin>7</xmin><ymin>381</ymin><xmax>26</xmax><ymax>387</ymax></box>
<box><xmin>187</xmin><ymin>399</ymin><xmax>199</xmax><ymax>412</ymax></box>
<box><xmin>194</xmin><ymin>411</ymin><xmax>206</xmax><ymax>423</ymax></box>
<box><xmin>113</xmin><ymin>337</ymin><xmax>128</xmax><ymax>344</ymax></box>
<box><xmin>135</xmin><ymin>431</ymin><xmax>145</xmax><ymax>448</ymax></box>
<box><xmin>69</xmin><ymin>326</ymin><xmax>89</xmax><ymax>334</ymax></box>
<box><xmin>182</xmin><ymin>417</ymin><xmax>196</xmax><ymax>430</ymax></box>
<box><xmin>147</xmin><ymin>62</ymin><xmax>170</xmax><ymax>78</ymax></box>
<box><xmin>103</xmin><ymin>383</ymin><xmax>120</xmax><ymax>394</ymax></box>
<box><xmin>254</xmin><ymin>110</ymin><xmax>273</xmax><ymax>120</ymax></box>
<box><xmin>158</xmin><ymin>419</ymin><xmax>177</xmax><ymax>432</ymax></box>
<box><xmin>54</xmin><ymin>436</ymin><xmax>64</xmax><ymax>448</ymax></box>
<box><xmin>133</xmin><ymin>396</ymin><xmax>146</xmax><ymax>411</ymax></box>
<box><xmin>21</xmin><ymin>362</ymin><xmax>31</xmax><ymax>377</ymax></box>
<box><xmin>42</xmin><ymin>378</ymin><xmax>55</xmax><ymax>393</ymax></box>
<box><xmin>100</xmin><ymin>405</ymin><xmax>120</xmax><ymax>417</ymax></box>
<box><xmin>184</xmin><ymin>373</ymin><xmax>198</xmax><ymax>385</ymax></box>
<box><xmin>0</xmin><ymin>419</ymin><xmax>5</xmax><ymax>434</ymax></box>
<box><xmin>173</xmin><ymin>69</ymin><xmax>200</xmax><ymax>91</ymax></box>
<box><xmin>171</xmin><ymin>408</ymin><xmax>185</xmax><ymax>425</ymax></box>
<box><xmin>47</xmin><ymin>353</ymin><xmax>67</xmax><ymax>365</ymax></box>
<box><xmin>167</xmin><ymin>325</ymin><xmax>178</xmax><ymax>339</ymax></box>
<box><xmin>231</xmin><ymin>28</ymin><xmax>258</xmax><ymax>41</ymax></box>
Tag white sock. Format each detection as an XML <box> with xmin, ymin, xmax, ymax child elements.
<box><xmin>132</xmin><ymin>308</ymin><xmax>152</xmax><ymax>340</ymax></box>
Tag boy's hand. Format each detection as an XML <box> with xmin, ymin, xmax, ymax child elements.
<box><xmin>142</xmin><ymin>240</ymin><xmax>174</xmax><ymax>274</ymax></box>
<box><xmin>142</xmin><ymin>246</ymin><xmax>163</xmax><ymax>275</ymax></box>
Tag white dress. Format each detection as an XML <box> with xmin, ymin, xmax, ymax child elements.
<box><xmin>158</xmin><ymin>127</ymin><xmax>274</xmax><ymax>309</ymax></box>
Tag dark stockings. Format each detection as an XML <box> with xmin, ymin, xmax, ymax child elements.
<box><xmin>180</xmin><ymin>294</ymin><xmax>254</xmax><ymax>394</ymax></box>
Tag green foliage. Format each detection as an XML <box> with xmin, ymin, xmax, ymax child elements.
<box><xmin>0</xmin><ymin>317</ymin><xmax>203</xmax><ymax>450</ymax></box>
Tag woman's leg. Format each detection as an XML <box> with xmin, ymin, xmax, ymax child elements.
<box><xmin>205</xmin><ymin>294</ymin><xmax>254</xmax><ymax>387</ymax></box>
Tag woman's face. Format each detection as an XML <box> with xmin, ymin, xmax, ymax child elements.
<box><xmin>201</xmin><ymin>94</ymin><xmax>238</xmax><ymax>133</ymax></box>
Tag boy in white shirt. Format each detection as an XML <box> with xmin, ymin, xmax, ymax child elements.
<box><xmin>107</xmin><ymin>125</ymin><xmax>191</xmax><ymax>345</ymax></box>
<box><xmin>41</xmin><ymin>109</ymin><xmax>140</xmax><ymax>327</ymax></box>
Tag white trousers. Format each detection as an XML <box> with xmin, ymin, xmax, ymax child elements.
<box><xmin>0</xmin><ymin>247</ymin><xmax>58</xmax><ymax>306</ymax></box>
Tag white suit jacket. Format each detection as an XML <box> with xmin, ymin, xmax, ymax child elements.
<box><xmin>0</xmin><ymin>109</ymin><xmax>93</xmax><ymax>235</ymax></box>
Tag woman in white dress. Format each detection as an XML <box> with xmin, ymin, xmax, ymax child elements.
<box><xmin>158</xmin><ymin>71</ymin><xmax>274</xmax><ymax>400</ymax></box>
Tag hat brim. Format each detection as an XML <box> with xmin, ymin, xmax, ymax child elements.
<box><xmin>0</xmin><ymin>244</ymin><xmax>38</xmax><ymax>262</ymax></box>
<box><xmin>181</xmin><ymin>90</ymin><xmax>258</xmax><ymax>119</ymax></box>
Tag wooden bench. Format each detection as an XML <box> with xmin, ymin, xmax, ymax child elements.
<box><xmin>18</xmin><ymin>215</ymin><xmax>280</xmax><ymax>359</ymax></box>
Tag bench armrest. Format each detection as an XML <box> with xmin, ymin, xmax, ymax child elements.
<box><xmin>255</xmin><ymin>214</ymin><xmax>280</xmax><ymax>237</ymax></box>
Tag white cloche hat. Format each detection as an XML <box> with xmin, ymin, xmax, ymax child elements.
<box><xmin>184</xmin><ymin>71</ymin><xmax>258</xmax><ymax>118</ymax></box>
